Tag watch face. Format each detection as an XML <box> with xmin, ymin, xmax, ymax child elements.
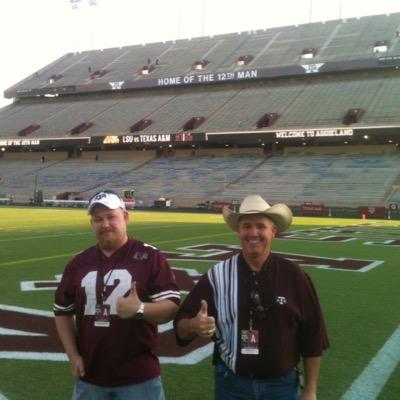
<box><xmin>135</xmin><ymin>303</ymin><xmax>144</xmax><ymax>320</ymax></box>
<box><xmin>135</xmin><ymin>312</ymin><xmax>144</xmax><ymax>320</ymax></box>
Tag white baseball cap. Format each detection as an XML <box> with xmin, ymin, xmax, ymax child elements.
<box><xmin>88</xmin><ymin>191</ymin><xmax>126</xmax><ymax>214</ymax></box>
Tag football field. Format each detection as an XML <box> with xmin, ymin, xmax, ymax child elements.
<box><xmin>0</xmin><ymin>206</ymin><xmax>399</xmax><ymax>400</ymax></box>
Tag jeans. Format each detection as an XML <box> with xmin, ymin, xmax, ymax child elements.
<box><xmin>72</xmin><ymin>376</ymin><xmax>165</xmax><ymax>400</ymax></box>
<box><xmin>214</xmin><ymin>363</ymin><xmax>299</xmax><ymax>400</ymax></box>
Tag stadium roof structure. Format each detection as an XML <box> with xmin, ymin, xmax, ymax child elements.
<box><xmin>1</xmin><ymin>12</ymin><xmax>400</xmax><ymax>151</ymax></box>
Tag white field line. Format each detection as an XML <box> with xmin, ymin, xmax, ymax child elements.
<box><xmin>340</xmin><ymin>324</ymin><xmax>400</xmax><ymax>400</ymax></box>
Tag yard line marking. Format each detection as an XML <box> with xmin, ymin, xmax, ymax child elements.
<box><xmin>0</xmin><ymin>352</ymin><xmax>67</xmax><ymax>362</ymax></box>
<box><xmin>0</xmin><ymin>392</ymin><xmax>9</xmax><ymax>400</ymax></box>
<box><xmin>0</xmin><ymin>253</ymin><xmax>76</xmax><ymax>267</ymax></box>
<box><xmin>160</xmin><ymin>342</ymin><xmax>213</xmax><ymax>365</ymax></box>
<box><xmin>0</xmin><ymin>232</ymin><xmax>90</xmax><ymax>242</ymax></box>
<box><xmin>340</xmin><ymin>324</ymin><xmax>400</xmax><ymax>400</ymax></box>
<box><xmin>0</xmin><ymin>304</ymin><xmax>53</xmax><ymax>317</ymax></box>
<box><xmin>0</xmin><ymin>327</ymin><xmax>46</xmax><ymax>336</ymax></box>
<box><xmin>1</xmin><ymin>222</ymin><xmax>87</xmax><ymax>231</ymax></box>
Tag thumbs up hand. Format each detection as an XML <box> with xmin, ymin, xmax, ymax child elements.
<box><xmin>199</xmin><ymin>299</ymin><xmax>209</xmax><ymax>316</ymax></box>
<box><xmin>192</xmin><ymin>299</ymin><xmax>216</xmax><ymax>338</ymax></box>
<box><xmin>117</xmin><ymin>281</ymin><xmax>142</xmax><ymax>319</ymax></box>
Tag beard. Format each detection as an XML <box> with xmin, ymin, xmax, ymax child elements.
<box><xmin>97</xmin><ymin>230</ymin><xmax>126</xmax><ymax>252</ymax></box>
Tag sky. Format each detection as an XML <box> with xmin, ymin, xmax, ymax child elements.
<box><xmin>1</xmin><ymin>0</ymin><xmax>400</xmax><ymax>107</ymax></box>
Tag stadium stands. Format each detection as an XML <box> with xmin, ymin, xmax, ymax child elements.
<box><xmin>1</xmin><ymin>12</ymin><xmax>400</xmax><ymax>215</ymax></box>
<box><xmin>1</xmin><ymin>146</ymin><xmax>399</xmax><ymax>209</ymax></box>
<box><xmin>3</xmin><ymin>69</ymin><xmax>400</xmax><ymax>138</ymax></box>
<box><xmin>2</xmin><ymin>12</ymin><xmax>400</xmax><ymax>139</ymax></box>
<box><xmin>215</xmin><ymin>147</ymin><xmax>400</xmax><ymax>207</ymax></box>
<box><xmin>0</xmin><ymin>151</ymin><xmax>155</xmax><ymax>203</ymax></box>
<box><xmin>5</xmin><ymin>12</ymin><xmax>400</xmax><ymax>96</ymax></box>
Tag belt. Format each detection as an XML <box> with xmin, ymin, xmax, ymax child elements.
<box><xmin>215</xmin><ymin>361</ymin><xmax>297</xmax><ymax>381</ymax></box>
<box><xmin>234</xmin><ymin>370</ymin><xmax>280</xmax><ymax>380</ymax></box>
<box><xmin>226</xmin><ymin>366</ymin><xmax>297</xmax><ymax>381</ymax></box>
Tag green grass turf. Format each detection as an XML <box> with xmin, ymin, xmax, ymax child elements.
<box><xmin>0</xmin><ymin>206</ymin><xmax>399</xmax><ymax>399</ymax></box>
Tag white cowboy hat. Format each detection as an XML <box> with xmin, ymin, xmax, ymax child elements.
<box><xmin>222</xmin><ymin>194</ymin><xmax>292</xmax><ymax>233</ymax></box>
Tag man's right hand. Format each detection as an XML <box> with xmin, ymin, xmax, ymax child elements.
<box><xmin>70</xmin><ymin>354</ymin><xmax>85</xmax><ymax>379</ymax></box>
<box><xmin>190</xmin><ymin>299</ymin><xmax>216</xmax><ymax>338</ymax></box>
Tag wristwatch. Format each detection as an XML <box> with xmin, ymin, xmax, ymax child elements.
<box><xmin>135</xmin><ymin>302</ymin><xmax>145</xmax><ymax>320</ymax></box>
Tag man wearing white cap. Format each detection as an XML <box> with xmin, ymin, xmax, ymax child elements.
<box><xmin>174</xmin><ymin>194</ymin><xmax>329</xmax><ymax>400</ymax></box>
<box><xmin>54</xmin><ymin>190</ymin><xmax>180</xmax><ymax>400</ymax></box>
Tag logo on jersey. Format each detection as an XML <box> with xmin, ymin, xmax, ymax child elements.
<box><xmin>133</xmin><ymin>252</ymin><xmax>149</xmax><ymax>260</ymax></box>
<box><xmin>275</xmin><ymin>296</ymin><xmax>287</xmax><ymax>305</ymax></box>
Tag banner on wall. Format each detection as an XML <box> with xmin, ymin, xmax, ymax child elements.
<box><xmin>359</xmin><ymin>206</ymin><xmax>386</xmax><ymax>218</ymax></box>
<box><xmin>300</xmin><ymin>203</ymin><xmax>326</xmax><ymax>216</ymax></box>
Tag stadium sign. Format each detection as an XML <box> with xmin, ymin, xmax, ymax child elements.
<box><xmin>103</xmin><ymin>134</ymin><xmax>172</xmax><ymax>144</ymax></box>
<box><xmin>276</xmin><ymin>129</ymin><xmax>353</xmax><ymax>139</ymax></box>
<box><xmin>157</xmin><ymin>70</ymin><xmax>258</xmax><ymax>87</ymax></box>
<box><xmin>0</xmin><ymin>133</ymin><xmax>199</xmax><ymax>150</ymax></box>
<box><xmin>300</xmin><ymin>63</ymin><xmax>325</xmax><ymax>74</ymax></box>
<box><xmin>8</xmin><ymin>56</ymin><xmax>399</xmax><ymax>99</ymax></box>
<box><xmin>0</xmin><ymin>137</ymin><xmax>91</xmax><ymax>148</ymax></box>
<box><xmin>100</xmin><ymin>133</ymin><xmax>198</xmax><ymax>146</ymax></box>
<box><xmin>108</xmin><ymin>81</ymin><xmax>125</xmax><ymax>90</ymax></box>
<box><xmin>123</xmin><ymin>134</ymin><xmax>171</xmax><ymax>143</ymax></box>
<box><xmin>301</xmin><ymin>203</ymin><xmax>326</xmax><ymax>216</ymax></box>
<box><xmin>0</xmin><ymin>139</ymin><xmax>41</xmax><ymax>146</ymax></box>
<box><xmin>96</xmin><ymin>58</ymin><xmax>379</xmax><ymax>92</ymax></box>
<box><xmin>15</xmin><ymin>85</ymin><xmax>76</xmax><ymax>97</ymax></box>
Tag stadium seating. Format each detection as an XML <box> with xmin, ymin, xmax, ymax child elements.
<box><xmin>1</xmin><ymin>147</ymin><xmax>399</xmax><ymax>208</ymax></box>
<box><xmin>0</xmin><ymin>151</ymin><xmax>155</xmax><ymax>203</ymax></box>
<box><xmin>3</xmin><ymin>68</ymin><xmax>400</xmax><ymax>137</ymax></box>
<box><xmin>2</xmin><ymin>12</ymin><xmax>400</xmax><ymax>139</ymax></box>
<box><xmin>213</xmin><ymin>148</ymin><xmax>400</xmax><ymax>207</ymax></box>
<box><xmin>4</xmin><ymin>12</ymin><xmax>400</xmax><ymax>96</ymax></box>
<box><xmin>388</xmin><ymin>188</ymin><xmax>400</xmax><ymax>203</ymax></box>
<box><xmin>102</xmin><ymin>152</ymin><xmax>264</xmax><ymax>207</ymax></box>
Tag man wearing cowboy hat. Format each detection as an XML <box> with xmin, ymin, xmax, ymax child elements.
<box><xmin>174</xmin><ymin>195</ymin><xmax>329</xmax><ymax>400</ymax></box>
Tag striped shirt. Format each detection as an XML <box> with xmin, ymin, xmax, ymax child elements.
<box><xmin>175</xmin><ymin>252</ymin><xmax>329</xmax><ymax>378</ymax></box>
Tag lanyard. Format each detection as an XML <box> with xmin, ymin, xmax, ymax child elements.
<box><xmin>96</xmin><ymin>248</ymin><xmax>115</xmax><ymax>305</ymax></box>
<box><xmin>249</xmin><ymin>271</ymin><xmax>271</xmax><ymax>328</ymax></box>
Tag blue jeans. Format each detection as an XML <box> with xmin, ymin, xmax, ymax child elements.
<box><xmin>215</xmin><ymin>363</ymin><xmax>299</xmax><ymax>400</ymax></box>
<box><xmin>72</xmin><ymin>376</ymin><xmax>165</xmax><ymax>400</ymax></box>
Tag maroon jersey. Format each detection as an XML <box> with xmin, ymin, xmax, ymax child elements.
<box><xmin>175</xmin><ymin>252</ymin><xmax>329</xmax><ymax>378</ymax></box>
<box><xmin>54</xmin><ymin>238</ymin><xmax>180</xmax><ymax>387</ymax></box>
